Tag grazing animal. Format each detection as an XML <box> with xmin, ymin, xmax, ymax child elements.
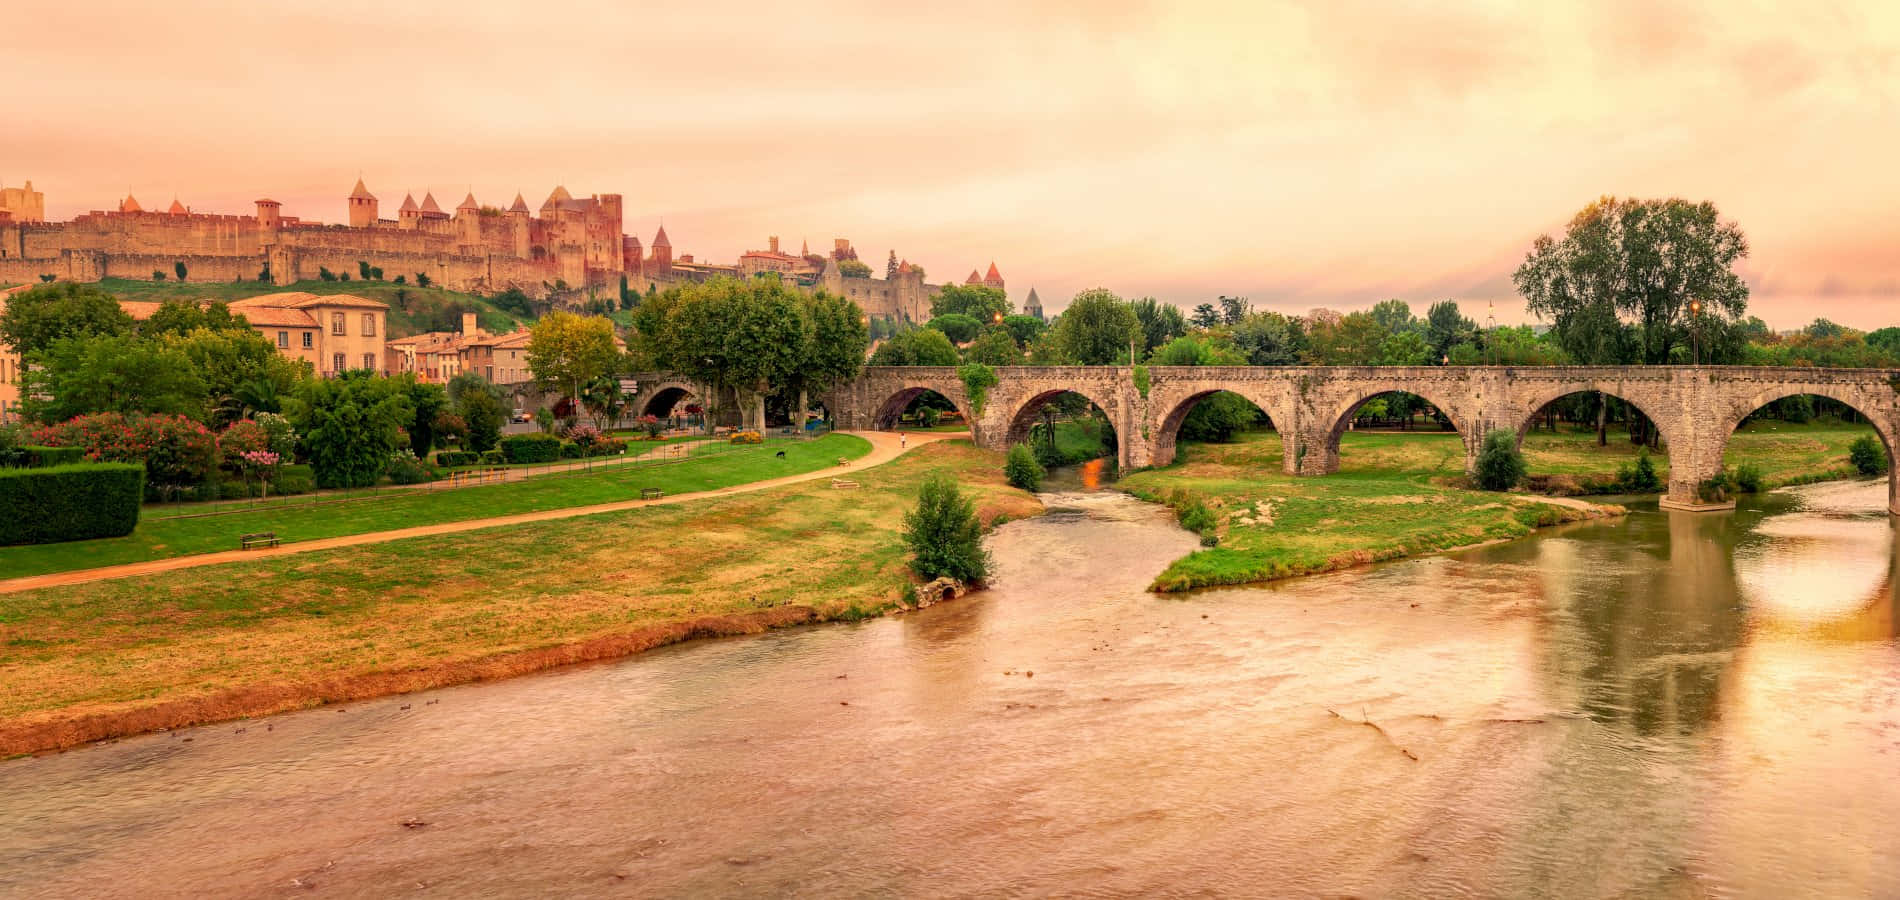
<box><xmin>775</xmin><ymin>450</ymin><xmax>786</xmax><ymax>459</ymax></box>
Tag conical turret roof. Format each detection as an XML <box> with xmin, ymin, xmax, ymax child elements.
<box><xmin>652</xmin><ymin>225</ymin><xmax>671</xmax><ymax>248</ymax></box>
<box><xmin>398</xmin><ymin>193</ymin><xmax>419</xmax><ymax>213</ymax></box>
<box><xmin>509</xmin><ymin>192</ymin><xmax>529</xmax><ymax>213</ymax></box>
<box><xmin>985</xmin><ymin>261</ymin><xmax>1003</xmax><ymax>282</ymax></box>
<box><xmin>419</xmin><ymin>192</ymin><xmax>443</xmax><ymax>214</ymax></box>
<box><xmin>1026</xmin><ymin>286</ymin><xmax>1041</xmax><ymax>305</ymax></box>
<box><xmin>457</xmin><ymin>192</ymin><xmax>479</xmax><ymax>212</ymax></box>
<box><xmin>167</xmin><ymin>197</ymin><xmax>187</xmax><ymax>215</ymax></box>
<box><xmin>349</xmin><ymin>178</ymin><xmax>375</xmax><ymax>201</ymax></box>
<box><xmin>965</xmin><ymin>269</ymin><xmax>983</xmax><ymax>284</ymax></box>
<box><xmin>121</xmin><ymin>194</ymin><xmax>142</xmax><ymax>213</ymax></box>
<box><xmin>542</xmin><ymin>185</ymin><xmax>573</xmax><ymax>209</ymax></box>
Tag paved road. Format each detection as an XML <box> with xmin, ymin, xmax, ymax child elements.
<box><xmin>0</xmin><ymin>431</ymin><xmax>958</xmax><ymax>596</ymax></box>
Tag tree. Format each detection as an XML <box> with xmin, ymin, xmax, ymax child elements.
<box><xmin>1218</xmin><ymin>296</ymin><xmax>1250</xmax><ymax>325</ymax></box>
<box><xmin>1180</xmin><ymin>392</ymin><xmax>1258</xmax><ymax>442</ymax></box>
<box><xmin>1516</xmin><ymin>196</ymin><xmax>1749</xmax><ymax>366</ymax></box>
<box><xmin>927</xmin><ymin>313</ymin><xmax>983</xmax><ymax>344</ymax></box>
<box><xmin>1805</xmin><ymin>318</ymin><xmax>1846</xmax><ymax>339</ymax></box>
<box><xmin>1368</xmin><ymin>299</ymin><xmax>1418</xmax><ymax>336</ymax></box>
<box><xmin>790</xmin><ymin>290</ymin><xmax>868</xmax><ymax>420</ymax></box>
<box><xmin>447</xmin><ymin>372</ymin><xmax>507</xmax><ymax>451</ymax></box>
<box><xmin>580</xmin><ymin>375</ymin><xmax>627</xmax><ymax>430</ymax></box>
<box><xmin>837</xmin><ymin>259</ymin><xmax>873</xmax><ymax>278</ymax></box>
<box><xmin>903</xmin><ymin>473</ymin><xmax>990</xmax><ymax>583</ymax></box>
<box><xmin>319</xmin><ymin>266</ymin><xmax>337</xmax><ymax>282</ymax></box>
<box><xmin>170</xmin><ymin>326</ymin><xmax>308</xmax><ymax>423</ymax></box>
<box><xmin>1304</xmin><ymin>311</ymin><xmax>1387</xmax><ymax>365</ymax></box>
<box><xmin>22</xmin><ymin>334</ymin><xmax>207</xmax><ymax>423</ymax></box>
<box><xmin>152</xmin><ymin>270</ymin><xmax>166</xmax><ymax>282</ymax></box>
<box><xmin>930</xmin><ymin>283</ymin><xmax>1010</xmax><ymax>323</ymax></box>
<box><xmin>658</xmin><ymin>278</ymin><xmax>809</xmax><ymax>430</ymax></box>
<box><xmin>174</xmin><ymin>261</ymin><xmax>188</xmax><ymax>282</ymax></box>
<box><xmin>869</xmin><ymin>328</ymin><xmax>960</xmax><ymax>366</ymax></box>
<box><xmin>358</xmin><ymin>260</ymin><xmax>372</xmax><ymax>280</ymax></box>
<box><xmin>288</xmin><ymin>373</ymin><xmax>413</xmax><ymax>488</ymax></box>
<box><xmin>964</xmin><ymin>328</ymin><xmax>1023</xmax><ymax>366</ymax></box>
<box><xmin>1424</xmin><ymin>300</ymin><xmax>1476</xmax><ymax>360</ymax></box>
<box><xmin>1000</xmin><ymin>314</ymin><xmax>1046</xmax><ymax>348</ymax></box>
<box><xmin>1052</xmin><ymin>289</ymin><xmax>1139</xmax><ymax>365</ymax></box>
<box><xmin>416</xmin><ymin>272</ymin><xmax>432</xmax><ymax>288</ymax></box>
<box><xmin>1150</xmin><ymin>334</ymin><xmax>1245</xmax><ymax>366</ymax></box>
<box><xmin>1851</xmin><ymin>435</ymin><xmax>1888</xmax><ymax>476</ymax></box>
<box><xmin>401</xmin><ymin>376</ymin><xmax>449</xmax><ymax>455</ymax></box>
<box><xmin>1229</xmin><ymin>311</ymin><xmax>1306</xmax><ymax>366</ymax></box>
<box><xmin>1475</xmin><ymin>429</ymin><xmax>1527</xmax><ymax>490</ymax></box>
<box><xmin>0</xmin><ymin>282</ymin><xmax>135</xmax><ymax>358</ymax></box>
<box><xmin>1190</xmin><ymin>303</ymin><xmax>1220</xmax><ymax>329</ymax></box>
<box><xmin>1004</xmin><ymin>443</ymin><xmax>1044</xmax><ymax>491</ymax></box>
<box><xmin>1376</xmin><ymin>330</ymin><xmax>1432</xmax><ymax>366</ymax></box>
<box><xmin>370</xmin><ymin>266</ymin><xmax>383</xmax><ymax>281</ymax></box>
<box><xmin>528</xmin><ymin>310</ymin><xmax>620</xmax><ymax>425</ymax></box>
<box><xmin>1132</xmin><ymin>297</ymin><xmax>1188</xmax><ymax>358</ymax></box>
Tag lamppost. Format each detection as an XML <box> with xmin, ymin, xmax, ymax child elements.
<box><xmin>1689</xmin><ymin>299</ymin><xmax>1702</xmax><ymax>366</ymax></box>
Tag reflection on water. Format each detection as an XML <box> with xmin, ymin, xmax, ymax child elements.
<box><xmin>1</xmin><ymin>481</ymin><xmax>1897</xmax><ymax>896</ymax></box>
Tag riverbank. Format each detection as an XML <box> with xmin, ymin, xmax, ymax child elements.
<box><xmin>1520</xmin><ymin>419</ymin><xmax>1873</xmax><ymax>493</ymax></box>
<box><xmin>0</xmin><ymin>439</ymin><xmax>1040</xmax><ymax>756</ymax></box>
<box><xmin>1121</xmin><ymin>430</ymin><xmax>1625</xmax><ymax>591</ymax></box>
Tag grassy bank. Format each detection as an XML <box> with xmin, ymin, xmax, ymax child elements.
<box><xmin>0</xmin><ymin>434</ymin><xmax>870</xmax><ymax>578</ymax></box>
<box><xmin>92</xmin><ymin>277</ymin><xmax>524</xmax><ymax>337</ymax></box>
<box><xmin>1122</xmin><ymin>431</ymin><xmax>1620</xmax><ymax>592</ymax></box>
<box><xmin>0</xmin><ymin>440</ymin><xmax>1039</xmax><ymax>755</ymax></box>
<box><xmin>1520</xmin><ymin>420</ymin><xmax>1874</xmax><ymax>492</ymax></box>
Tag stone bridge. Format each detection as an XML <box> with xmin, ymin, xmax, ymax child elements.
<box><xmin>821</xmin><ymin>365</ymin><xmax>1900</xmax><ymax>514</ymax></box>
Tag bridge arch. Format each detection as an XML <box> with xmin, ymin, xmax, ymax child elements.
<box><xmin>1002</xmin><ymin>385</ymin><xmax>1122</xmax><ymax>447</ymax></box>
<box><xmin>637</xmin><ymin>382</ymin><xmax>697</xmax><ymax>418</ymax></box>
<box><xmin>1313</xmin><ymin>382</ymin><xmax>1477</xmax><ymax>474</ymax></box>
<box><xmin>1714</xmin><ymin>384</ymin><xmax>1898</xmax><ymax>512</ymax></box>
<box><xmin>872</xmin><ymin>383</ymin><xmax>973</xmax><ymax>431</ymax></box>
<box><xmin>1151</xmin><ymin>385</ymin><xmax>1292</xmax><ymax>469</ymax></box>
<box><xmin>1509</xmin><ymin>383</ymin><xmax>1680</xmax><ymax>450</ymax></box>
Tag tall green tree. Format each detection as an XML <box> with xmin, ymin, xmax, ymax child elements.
<box><xmin>0</xmin><ymin>282</ymin><xmax>135</xmax><ymax>358</ymax></box>
<box><xmin>401</xmin><ymin>375</ymin><xmax>450</xmax><ymax>455</ymax></box>
<box><xmin>527</xmin><ymin>310</ymin><xmax>620</xmax><ymax>424</ymax></box>
<box><xmin>1229</xmin><ymin>311</ymin><xmax>1306</xmax><ymax>366</ymax></box>
<box><xmin>903</xmin><ymin>473</ymin><xmax>990</xmax><ymax>583</ymax></box>
<box><xmin>963</xmin><ymin>328</ymin><xmax>1023</xmax><ymax>366</ymax></box>
<box><xmin>927</xmin><ymin>313</ymin><xmax>983</xmax><ymax>344</ymax></box>
<box><xmin>659</xmin><ymin>278</ymin><xmax>809</xmax><ymax>429</ymax></box>
<box><xmin>869</xmin><ymin>328</ymin><xmax>960</xmax><ymax>366</ymax></box>
<box><xmin>1052</xmin><ymin>289</ymin><xmax>1139</xmax><ymax>365</ymax></box>
<box><xmin>930</xmin><ymin>283</ymin><xmax>1010</xmax><ymax>323</ymax></box>
<box><xmin>1424</xmin><ymin>300</ymin><xmax>1476</xmax><ymax>360</ymax></box>
<box><xmin>22</xmin><ymin>334</ymin><xmax>206</xmax><ymax>423</ymax></box>
<box><xmin>1368</xmin><ymin>299</ymin><xmax>1418</xmax><ymax>336</ymax></box>
<box><xmin>1131</xmin><ymin>297</ymin><xmax>1188</xmax><ymax>359</ymax></box>
<box><xmin>790</xmin><ymin>290</ymin><xmax>868</xmax><ymax>421</ymax></box>
<box><xmin>1189</xmin><ymin>303</ymin><xmax>1220</xmax><ymax>329</ymax></box>
<box><xmin>289</xmin><ymin>373</ymin><xmax>414</xmax><ymax>488</ymax></box>
<box><xmin>447</xmin><ymin>372</ymin><xmax>508</xmax><ymax>451</ymax></box>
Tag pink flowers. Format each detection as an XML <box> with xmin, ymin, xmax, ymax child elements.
<box><xmin>240</xmin><ymin>449</ymin><xmax>280</xmax><ymax>469</ymax></box>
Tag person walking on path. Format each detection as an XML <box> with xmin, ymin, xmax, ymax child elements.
<box><xmin>900</xmin><ymin>432</ymin><xmax>907</xmax><ymax>450</ymax></box>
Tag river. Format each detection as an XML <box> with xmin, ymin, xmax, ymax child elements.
<box><xmin>2</xmin><ymin>479</ymin><xmax>1897</xmax><ymax>897</ymax></box>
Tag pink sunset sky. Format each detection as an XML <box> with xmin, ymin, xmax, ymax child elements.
<box><xmin>7</xmin><ymin>0</ymin><xmax>1898</xmax><ymax>328</ymax></box>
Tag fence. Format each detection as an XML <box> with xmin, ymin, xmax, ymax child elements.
<box><xmin>144</xmin><ymin>425</ymin><xmax>832</xmax><ymax>521</ymax></box>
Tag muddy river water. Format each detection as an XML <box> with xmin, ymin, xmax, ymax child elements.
<box><xmin>3</xmin><ymin>479</ymin><xmax>1898</xmax><ymax>897</ymax></box>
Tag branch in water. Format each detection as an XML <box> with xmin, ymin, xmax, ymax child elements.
<box><xmin>1327</xmin><ymin>708</ymin><xmax>1419</xmax><ymax>761</ymax></box>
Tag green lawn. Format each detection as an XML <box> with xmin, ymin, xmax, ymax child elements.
<box><xmin>92</xmin><ymin>277</ymin><xmax>525</xmax><ymax>337</ymax></box>
<box><xmin>0</xmin><ymin>434</ymin><xmax>870</xmax><ymax>578</ymax></box>
<box><xmin>1520</xmin><ymin>419</ymin><xmax>1875</xmax><ymax>490</ymax></box>
<box><xmin>1124</xmin><ymin>430</ymin><xmax>1608</xmax><ymax>591</ymax></box>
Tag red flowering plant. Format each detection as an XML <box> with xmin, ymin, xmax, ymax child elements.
<box><xmin>218</xmin><ymin>420</ymin><xmax>271</xmax><ymax>476</ymax></box>
<box><xmin>34</xmin><ymin>413</ymin><xmax>218</xmax><ymax>489</ymax></box>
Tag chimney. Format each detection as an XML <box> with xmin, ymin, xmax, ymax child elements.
<box><xmin>462</xmin><ymin>311</ymin><xmax>478</xmax><ymax>336</ymax></box>
<box><xmin>768</xmin><ymin>235</ymin><xmax>779</xmax><ymax>253</ymax></box>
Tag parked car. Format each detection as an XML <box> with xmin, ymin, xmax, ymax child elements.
<box><xmin>512</xmin><ymin>409</ymin><xmax>530</xmax><ymax>423</ymax></box>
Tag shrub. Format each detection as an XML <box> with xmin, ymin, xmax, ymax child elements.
<box><xmin>273</xmin><ymin>464</ymin><xmax>316</xmax><ymax>495</ymax></box>
<box><xmin>1474</xmin><ymin>429</ymin><xmax>1526</xmax><ymax>491</ymax></box>
<box><xmin>433</xmin><ymin>411</ymin><xmax>468</xmax><ymax>447</ymax></box>
<box><xmin>384</xmin><ymin>449</ymin><xmax>436</xmax><ymax>484</ymax></box>
<box><xmin>1734</xmin><ymin>463</ymin><xmax>1763</xmax><ymax>494</ymax></box>
<box><xmin>1168</xmin><ymin>488</ymin><xmax>1220</xmax><ymax>546</ymax></box>
<box><xmin>587</xmin><ymin>437</ymin><xmax>629</xmax><ymax>457</ymax></box>
<box><xmin>0</xmin><ymin>463</ymin><xmax>144</xmax><ymax>545</ymax></box>
<box><xmin>479</xmin><ymin>449</ymin><xmax>504</xmax><ymax>465</ymax></box>
<box><xmin>252</xmin><ymin>411</ymin><xmax>299</xmax><ymax>458</ymax></box>
<box><xmin>1616</xmin><ymin>449</ymin><xmax>1663</xmax><ymax>493</ymax></box>
<box><xmin>435</xmin><ymin>450</ymin><xmax>480</xmax><ymax>467</ymax></box>
<box><xmin>1850</xmin><ymin>435</ymin><xmax>1888</xmax><ymax>475</ymax></box>
<box><xmin>903</xmin><ymin>473</ymin><xmax>990</xmax><ymax>583</ymax></box>
<box><xmin>638</xmin><ymin>414</ymin><xmax>663</xmax><ymax>438</ymax></box>
<box><xmin>566</xmin><ymin>422</ymin><xmax>602</xmax><ymax>448</ymax></box>
<box><xmin>33</xmin><ymin>412</ymin><xmax>218</xmax><ymax>492</ymax></box>
<box><xmin>559</xmin><ymin>441</ymin><xmax>584</xmax><ymax>459</ymax></box>
<box><xmin>1697</xmin><ymin>468</ymin><xmax>1733</xmax><ymax>504</ymax></box>
<box><xmin>1004</xmin><ymin>443</ymin><xmax>1044</xmax><ymax>491</ymax></box>
<box><xmin>730</xmin><ymin>430</ymin><xmax>764</xmax><ymax>445</ymax></box>
<box><xmin>218</xmin><ymin>420</ymin><xmax>271</xmax><ymax>474</ymax></box>
<box><xmin>23</xmin><ymin>446</ymin><xmax>83</xmax><ymax>467</ymax></box>
<box><xmin>500</xmin><ymin>433</ymin><xmax>563</xmax><ymax>464</ymax></box>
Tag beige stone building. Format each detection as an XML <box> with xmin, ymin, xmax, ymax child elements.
<box><xmin>0</xmin><ymin>180</ymin><xmax>45</xmax><ymax>224</ymax></box>
<box><xmin>0</xmin><ymin>285</ymin><xmax>27</xmax><ymax>422</ymax></box>
<box><xmin>385</xmin><ymin>311</ymin><xmax>537</xmax><ymax>386</ymax></box>
<box><xmin>226</xmin><ymin>292</ymin><xmax>389</xmax><ymax>376</ymax></box>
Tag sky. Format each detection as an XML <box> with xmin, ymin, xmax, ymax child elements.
<box><xmin>6</xmin><ymin>0</ymin><xmax>1898</xmax><ymax>328</ymax></box>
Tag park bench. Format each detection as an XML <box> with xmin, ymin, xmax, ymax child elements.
<box><xmin>640</xmin><ymin>487</ymin><xmax>665</xmax><ymax>500</ymax></box>
<box><xmin>830</xmin><ymin>478</ymin><xmax>859</xmax><ymax>490</ymax></box>
<box><xmin>239</xmin><ymin>531</ymin><xmax>279</xmax><ymax>550</ymax></box>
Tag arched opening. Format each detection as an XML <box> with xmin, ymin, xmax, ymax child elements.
<box><xmin>873</xmin><ymin>387</ymin><xmax>969</xmax><ymax>432</ymax></box>
<box><xmin>1004</xmin><ymin>389</ymin><xmax>1119</xmax><ymax>474</ymax></box>
<box><xmin>1154</xmin><ymin>390</ymin><xmax>1279</xmax><ymax>469</ymax></box>
<box><xmin>1516</xmin><ymin>390</ymin><xmax>1673</xmax><ymax>495</ymax></box>
<box><xmin>1322</xmin><ymin>390</ymin><xmax>1469</xmax><ymax>475</ymax></box>
<box><xmin>1714</xmin><ymin>391</ymin><xmax>1894</xmax><ymax>509</ymax></box>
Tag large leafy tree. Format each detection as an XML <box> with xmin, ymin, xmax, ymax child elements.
<box><xmin>0</xmin><ymin>282</ymin><xmax>135</xmax><ymax>357</ymax></box>
<box><xmin>401</xmin><ymin>375</ymin><xmax>450</xmax><ymax>455</ymax></box>
<box><xmin>963</xmin><ymin>328</ymin><xmax>1023</xmax><ymax>366</ymax></box>
<box><xmin>1051</xmin><ymin>289</ymin><xmax>1139</xmax><ymax>365</ymax></box>
<box><xmin>927</xmin><ymin>313</ymin><xmax>982</xmax><ymax>344</ymax></box>
<box><xmin>22</xmin><ymin>334</ymin><xmax>207</xmax><ymax>423</ymax></box>
<box><xmin>660</xmin><ymin>277</ymin><xmax>809</xmax><ymax>430</ymax></box>
<box><xmin>289</xmin><ymin>373</ymin><xmax>414</xmax><ymax>488</ymax></box>
<box><xmin>527</xmin><ymin>310</ymin><xmax>620</xmax><ymax>421</ymax></box>
<box><xmin>447</xmin><ymin>372</ymin><xmax>508</xmax><ymax>451</ymax></box>
<box><xmin>868</xmin><ymin>328</ymin><xmax>960</xmax><ymax>366</ymax></box>
<box><xmin>930</xmin><ymin>283</ymin><xmax>1010</xmax><ymax>323</ymax></box>
<box><xmin>790</xmin><ymin>290</ymin><xmax>868</xmax><ymax>422</ymax></box>
<box><xmin>1515</xmin><ymin>196</ymin><xmax>1749</xmax><ymax>365</ymax></box>
<box><xmin>1303</xmin><ymin>311</ymin><xmax>1387</xmax><ymax>365</ymax></box>
<box><xmin>1131</xmin><ymin>297</ymin><xmax>1188</xmax><ymax>359</ymax></box>
<box><xmin>1229</xmin><ymin>311</ymin><xmax>1306</xmax><ymax>366</ymax></box>
<box><xmin>169</xmin><ymin>326</ymin><xmax>309</xmax><ymax>424</ymax></box>
<box><xmin>1368</xmin><ymin>299</ymin><xmax>1418</xmax><ymax>336</ymax></box>
<box><xmin>142</xmin><ymin>299</ymin><xmax>249</xmax><ymax>338</ymax></box>
<box><xmin>1424</xmin><ymin>300</ymin><xmax>1476</xmax><ymax>361</ymax></box>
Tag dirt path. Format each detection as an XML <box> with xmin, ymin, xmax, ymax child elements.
<box><xmin>0</xmin><ymin>431</ymin><xmax>963</xmax><ymax>596</ymax></box>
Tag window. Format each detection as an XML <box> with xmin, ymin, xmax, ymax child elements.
<box><xmin>362</xmin><ymin>314</ymin><xmax>376</xmax><ymax>337</ymax></box>
<box><xmin>331</xmin><ymin>313</ymin><xmax>345</xmax><ymax>335</ymax></box>
<box><xmin>333</xmin><ymin>352</ymin><xmax>346</xmax><ymax>373</ymax></box>
<box><xmin>277</xmin><ymin>331</ymin><xmax>289</xmax><ymax>349</ymax></box>
<box><xmin>485</xmin><ymin>366</ymin><xmax>493</xmax><ymax>380</ymax></box>
<box><xmin>363</xmin><ymin>353</ymin><xmax>376</xmax><ymax>370</ymax></box>
<box><xmin>302</xmin><ymin>331</ymin><xmax>313</xmax><ymax>349</ymax></box>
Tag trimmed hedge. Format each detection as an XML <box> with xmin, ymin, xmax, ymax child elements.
<box><xmin>0</xmin><ymin>463</ymin><xmax>145</xmax><ymax>545</ymax></box>
<box><xmin>500</xmin><ymin>433</ymin><xmax>563</xmax><ymax>464</ymax></box>
<box><xmin>479</xmin><ymin>449</ymin><xmax>504</xmax><ymax>465</ymax></box>
<box><xmin>435</xmin><ymin>450</ymin><xmax>480</xmax><ymax>467</ymax></box>
<box><xmin>24</xmin><ymin>446</ymin><xmax>84</xmax><ymax>468</ymax></box>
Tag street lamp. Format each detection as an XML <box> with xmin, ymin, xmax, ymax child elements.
<box><xmin>1689</xmin><ymin>299</ymin><xmax>1702</xmax><ymax>366</ymax></box>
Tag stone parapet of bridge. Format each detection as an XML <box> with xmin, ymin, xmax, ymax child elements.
<box><xmin>823</xmin><ymin>365</ymin><xmax>1900</xmax><ymax>515</ymax></box>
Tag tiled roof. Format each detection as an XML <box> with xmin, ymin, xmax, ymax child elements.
<box><xmin>457</xmin><ymin>192</ymin><xmax>479</xmax><ymax>211</ymax></box>
<box><xmin>350</xmin><ymin>178</ymin><xmax>376</xmax><ymax>201</ymax></box>
<box><xmin>398</xmin><ymin>193</ymin><xmax>419</xmax><ymax>213</ymax></box>
<box><xmin>233</xmin><ymin>306</ymin><xmax>319</xmax><ymax>328</ymax></box>
<box><xmin>509</xmin><ymin>192</ymin><xmax>529</xmax><ymax>213</ymax></box>
<box><xmin>167</xmin><ymin>198</ymin><xmax>187</xmax><ymax>215</ymax></box>
<box><xmin>120</xmin><ymin>194</ymin><xmax>142</xmax><ymax>213</ymax></box>
<box><xmin>232</xmin><ymin>291</ymin><xmax>389</xmax><ymax>311</ymax></box>
<box><xmin>543</xmin><ymin>186</ymin><xmax>573</xmax><ymax>208</ymax></box>
<box><xmin>652</xmin><ymin>225</ymin><xmax>670</xmax><ymax>247</ymax></box>
<box><xmin>419</xmin><ymin>192</ymin><xmax>444</xmax><ymax>214</ymax></box>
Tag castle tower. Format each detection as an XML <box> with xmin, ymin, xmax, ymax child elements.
<box><xmin>120</xmin><ymin>193</ymin><xmax>143</xmax><ymax>214</ymax></box>
<box><xmin>541</xmin><ymin>186</ymin><xmax>573</xmax><ymax>220</ymax></box>
<box><xmin>255</xmin><ymin>199</ymin><xmax>282</xmax><ymax>244</ymax></box>
<box><xmin>348</xmin><ymin>178</ymin><xmax>378</xmax><ymax>228</ymax></box>
<box><xmin>624</xmin><ymin>234</ymin><xmax>644</xmax><ymax>276</ymax></box>
<box><xmin>983</xmin><ymin>261</ymin><xmax>1004</xmax><ymax>292</ymax></box>
<box><xmin>397</xmin><ymin>192</ymin><xmax>420</xmax><ymax>229</ymax></box>
<box><xmin>769</xmin><ymin>236</ymin><xmax>780</xmax><ymax>253</ymax></box>
<box><xmin>1024</xmin><ymin>286</ymin><xmax>1044</xmax><ymax>321</ymax></box>
<box><xmin>507</xmin><ymin>192</ymin><xmax>529</xmax><ymax>219</ymax></box>
<box><xmin>456</xmin><ymin>192</ymin><xmax>481</xmax><ymax>245</ymax></box>
<box><xmin>167</xmin><ymin>197</ymin><xmax>188</xmax><ymax>215</ymax></box>
<box><xmin>965</xmin><ymin>269</ymin><xmax>982</xmax><ymax>285</ymax></box>
<box><xmin>0</xmin><ymin>179</ymin><xmax>45</xmax><ymax>222</ymax></box>
<box><xmin>650</xmin><ymin>225</ymin><xmax>672</xmax><ymax>273</ymax></box>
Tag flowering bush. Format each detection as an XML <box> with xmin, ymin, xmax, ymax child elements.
<box><xmin>730</xmin><ymin>430</ymin><xmax>764</xmax><ymax>445</ymax></box>
<box><xmin>639</xmin><ymin>414</ymin><xmax>663</xmax><ymax>439</ymax></box>
<box><xmin>433</xmin><ymin>411</ymin><xmax>468</xmax><ymax>446</ymax></box>
<box><xmin>587</xmin><ymin>437</ymin><xmax>629</xmax><ymax>457</ymax></box>
<box><xmin>252</xmin><ymin>412</ymin><xmax>299</xmax><ymax>458</ymax></box>
<box><xmin>384</xmin><ymin>449</ymin><xmax>437</xmax><ymax>485</ymax></box>
<box><xmin>218</xmin><ymin>420</ymin><xmax>271</xmax><ymax>474</ymax></box>
<box><xmin>33</xmin><ymin>412</ymin><xmax>219</xmax><ymax>489</ymax></box>
<box><xmin>566</xmin><ymin>423</ymin><xmax>602</xmax><ymax>448</ymax></box>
